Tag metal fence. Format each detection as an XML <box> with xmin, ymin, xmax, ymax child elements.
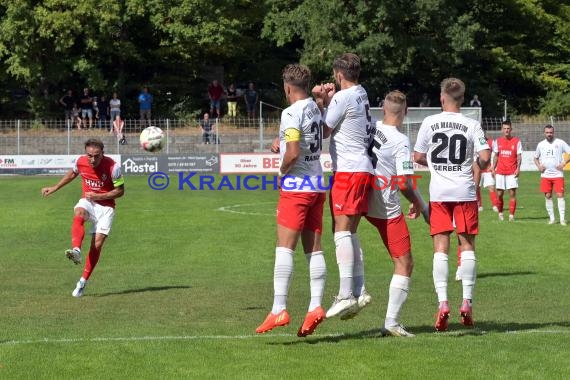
<box><xmin>1</xmin><ymin>114</ymin><xmax>570</xmax><ymax>156</ymax></box>
<box><xmin>0</xmin><ymin>117</ymin><xmax>283</xmax><ymax>155</ymax></box>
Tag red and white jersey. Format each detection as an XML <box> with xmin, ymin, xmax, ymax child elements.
<box><xmin>414</xmin><ymin>111</ymin><xmax>489</xmax><ymax>202</ymax></box>
<box><xmin>367</xmin><ymin>122</ymin><xmax>414</xmax><ymax>219</ymax></box>
<box><xmin>279</xmin><ymin>97</ymin><xmax>324</xmax><ymax>192</ymax></box>
<box><xmin>325</xmin><ymin>85</ymin><xmax>373</xmax><ymax>173</ymax></box>
<box><xmin>73</xmin><ymin>155</ymin><xmax>123</xmax><ymax>208</ymax></box>
<box><xmin>534</xmin><ymin>138</ymin><xmax>570</xmax><ymax>178</ymax></box>
<box><xmin>493</xmin><ymin>136</ymin><xmax>522</xmax><ymax>175</ymax></box>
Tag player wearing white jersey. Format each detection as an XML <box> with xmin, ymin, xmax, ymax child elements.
<box><xmin>533</xmin><ymin>125</ymin><xmax>570</xmax><ymax>225</ymax></box>
<box><xmin>312</xmin><ymin>53</ymin><xmax>374</xmax><ymax>320</ymax></box>
<box><xmin>414</xmin><ymin>78</ymin><xmax>490</xmax><ymax>332</ymax></box>
<box><xmin>256</xmin><ymin>64</ymin><xmax>328</xmax><ymax>338</ymax></box>
<box><xmin>365</xmin><ymin>91</ymin><xmax>428</xmax><ymax>337</ymax></box>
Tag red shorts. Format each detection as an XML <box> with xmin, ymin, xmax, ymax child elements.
<box><xmin>330</xmin><ymin>172</ymin><xmax>373</xmax><ymax>216</ymax></box>
<box><xmin>430</xmin><ymin>201</ymin><xmax>479</xmax><ymax>236</ymax></box>
<box><xmin>540</xmin><ymin>177</ymin><xmax>564</xmax><ymax>194</ymax></box>
<box><xmin>277</xmin><ymin>191</ymin><xmax>325</xmax><ymax>233</ymax></box>
<box><xmin>365</xmin><ymin>213</ymin><xmax>411</xmax><ymax>258</ymax></box>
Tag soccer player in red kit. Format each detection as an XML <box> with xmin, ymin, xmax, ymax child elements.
<box><xmin>492</xmin><ymin>120</ymin><xmax>522</xmax><ymax>221</ymax></box>
<box><xmin>42</xmin><ymin>138</ymin><xmax>124</xmax><ymax>297</ymax></box>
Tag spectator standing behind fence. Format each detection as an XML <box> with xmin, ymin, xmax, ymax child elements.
<box><xmin>72</xmin><ymin>104</ymin><xmax>82</xmax><ymax>129</ymax></box>
<box><xmin>97</xmin><ymin>95</ymin><xmax>109</xmax><ymax>130</ymax></box>
<box><xmin>80</xmin><ymin>88</ymin><xmax>94</xmax><ymax>129</ymax></box>
<box><xmin>60</xmin><ymin>90</ymin><xmax>75</xmax><ymax>122</ymax></box>
<box><xmin>109</xmin><ymin>92</ymin><xmax>121</xmax><ymax>127</ymax></box>
<box><xmin>419</xmin><ymin>93</ymin><xmax>431</xmax><ymax>107</ymax></box>
<box><xmin>244</xmin><ymin>82</ymin><xmax>258</xmax><ymax>119</ymax></box>
<box><xmin>470</xmin><ymin>95</ymin><xmax>481</xmax><ymax>107</ymax></box>
<box><xmin>226</xmin><ymin>83</ymin><xmax>238</xmax><ymax>118</ymax></box>
<box><xmin>200</xmin><ymin>113</ymin><xmax>213</xmax><ymax>144</ymax></box>
<box><xmin>113</xmin><ymin>115</ymin><xmax>126</xmax><ymax>145</ymax></box>
<box><xmin>208</xmin><ymin>80</ymin><xmax>224</xmax><ymax>118</ymax></box>
<box><xmin>138</xmin><ymin>87</ymin><xmax>153</xmax><ymax>126</ymax></box>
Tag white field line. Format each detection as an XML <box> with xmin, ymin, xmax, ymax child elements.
<box><xmin>217</xmin><ymin>202</ymin><xmax>275</xmax><ymax>216</ymax></box>
<box><xmin>1</xmin><ymin>330</ymin><xmax>568</xmax><ymax>346</ymax></box>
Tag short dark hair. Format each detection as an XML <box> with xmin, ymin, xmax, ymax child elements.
<box><xmin>544</xmin><ymin>124</ymin><xmax>554</xmax><ymax>131</ymax></box>
<box><xmin>502</xmin><ymin>120</ymin><xmax>512</xmax><ymax>127</ymax></box>
<box><xmin>85</xmin><ymin>138</ymin><xmax>104</xmax><ymax>151</ymax></box>
<box><xmin>333</xmin><ymin>53</ymin><xmax>361</xmax><ymax>82</ymax></box>
<box><xmin>282</xmin><ymin>64</ymin><xmax>311</xmax><ymax>92</ymax></box>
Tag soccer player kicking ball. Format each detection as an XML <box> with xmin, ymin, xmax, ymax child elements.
<box><xmin>312</xmin><ymin>53</ymin><xmax>375</xmax><ymax>320</ymax></box>
<box><xmin>42</xmin><ymin>138</ymin><xmax>124</xmax><ymax>297</ymax></box>
<box><xmin>533</xmin><ymin>125</ymin><xmax>570</xmax><ymax>225</ymax></box>
<box><xmin>414</xmin><ymin>78</ymin><xmax>491</xmax><ymax>331</ymax></box>
<box><xmin>256</xmin><ymin>64</ymin><xmax>328</xmax><ymax>337</ymax></box>
<box><xmin>365</xmin><ymin>91</ymin><xmax>429</xmax><ymax>337</ymax></box>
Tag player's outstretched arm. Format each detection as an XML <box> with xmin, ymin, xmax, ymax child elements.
<box><xmin>41</xmin><ymin>169</ymin><xmax>78</xmax><ymax>197</ymax></box>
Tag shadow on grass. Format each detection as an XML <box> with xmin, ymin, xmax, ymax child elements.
<box><xmin>270</xmin><ymin>321</ymin><xmax>570</xmax><ymax>345</ymax></box>
<box><xmin>514</xmin><ymin>216</ymin><xmax>550</xmax><ymax>220</ymax></box>
<box><xmin>93</xmin><ymin>285</ymin><xmax>192</xmax><ymax>297</ymax></box>
<box><xmin>478</xmin><ymin>271</ymin><xmax>535</xmax><ymax>279</ymax></box>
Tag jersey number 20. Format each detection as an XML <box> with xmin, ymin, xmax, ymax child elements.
<box><xmin>431</xmin><ymin>133</ymin><xmax>467</xmax><ymax>164</ymax></box>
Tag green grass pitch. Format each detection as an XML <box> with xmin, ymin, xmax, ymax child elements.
<box><xmin>0</xmin><ymin>172</ymin><xmax>568</xmax><ymax>379</ymax></box>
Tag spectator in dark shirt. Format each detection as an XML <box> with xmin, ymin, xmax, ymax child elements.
<box><xmin>208</xmin><ymin>80</ymin><xmax>224</xmax><ymax>118</ymax></box>
<box><xmin>244</xmin><ymin>82</ymin><xmax>258</xmax><ymax>118</ymax></box>
<box><xmin>59</xmin><ymin>90</ymin><xmax>75</xmax><ymax>122</ymax></box>
<box><xmin>80</xmin><ymin>88</ymin><xmax>94</xmax><ymax>129</ymax></box>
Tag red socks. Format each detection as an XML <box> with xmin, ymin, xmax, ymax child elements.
<box><xmin>71</xmin><ymin>216</ymin><xmax>85</xmax><ymax>249</ymax></box>
<box><xmin>497</xmin><ymin>199</ymin><xmax>504</xmax><ymax>213</ymax></box>
<box><xmin>82</xmin><ymin>246</ymin><xmax>101</xmax><ymax>280</ymax></box>
<box><xmin>509</xmin><ymin>199</ymin><xmax>517</xmax><ymax>216</ymax></box>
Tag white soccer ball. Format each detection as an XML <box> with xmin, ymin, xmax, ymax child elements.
<box><xmin>140</xmin><ymin>126</ymin><xmax>165</xmax><ymax>152</ymax></box>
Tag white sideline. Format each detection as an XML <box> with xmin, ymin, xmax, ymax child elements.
<box><xmin>217</xmin><ymin>202</ymin><xmax>275</xmax><ymax>216</ymax></box>
<box><xmin>1</xmin><ymin>330</ymin><xmax>568</xmax><ymax>346</ymax></box>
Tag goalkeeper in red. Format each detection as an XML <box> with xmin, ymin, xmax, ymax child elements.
<box><xmin>42</xmin><ymin>138</ymin><xmax>125</xmax><ymax>297</ymax></box>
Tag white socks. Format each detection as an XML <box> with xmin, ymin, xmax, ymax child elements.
<box><xmin>385</xmin><ymin>274</ymin><xmax>410</xmax><ymax>327</ymax></box>
<box><xmin>272</xmin><ymin>247</ymin><xmax>294</xmax><ymax>314</ymax></box>
<box><xmin>546</xmin><ymin>198</ymin><xmax>554</xmax><ymax>221</ymax></box>
<box><xmin>558</xmin><ymin>198</ymin><xmax>566</xmax><ymax>222</ymax></box>
<box><xmin>460</xmin><ymin>250</ymin><xmax>476</xmax><ymax>300</ymax></box>
<box><xmin>306</xmin><ymin>251</ymin><xmax>327</xmax><ymax>311</ymax></box>
<box><xmin>334</xmin><ymin>231</ymin><xmax>354</xmax><ymax>299</ymax></box>
<box><xmin>351</xmin><ymin>234</ymin><xmax>365</xmax><ymax>297</ymax></box>
<box><xmin>433</xmin><ymin>252</ymin><xmax>448</xmax><ymax>303</ymax></box>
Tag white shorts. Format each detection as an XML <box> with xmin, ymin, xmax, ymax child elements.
<box><xmin>480</xmin><ymin>172</ymin><xmax>495</xmax><ymax>188</ymax></box>
<box><xmin>74</xmin><ymin>198</ymin><xmax>115</xmax><ymax>235</ymax></box>
<box><xmin>495</xmin><ymin>174</ymin><xmax>518</xmax><ymax>190</ymax></box>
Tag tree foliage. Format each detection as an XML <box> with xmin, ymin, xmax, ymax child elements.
<box><xmin>0</xmin><ymin>0</ymin><xmax>267</xmax><ymax>117</ymax></box>
<box><xmin>0</xmin><ymin>0</ymin><xmax>569</xmax><ymax>117</ymax></box>
<box><xmin>262</xmin><ymin>0</ymin><xmax>570</xmax><ymax>116</ymax></box>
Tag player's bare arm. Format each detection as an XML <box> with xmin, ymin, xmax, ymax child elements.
<box><xmin>279</xmin><ymin>141</ymin><xmax>300</xmax><ymax>176</ymax></box>
<box><xmin>270</xmin><ymin>137</ymin><xmax>280</xmax><ymax>153</ymax></box>
<box><xmin>401</xmin><ymin>178</ymin><xmax>429</xmax><ymax>223</ymax></box>
<box><xmin>413</xmin><ymin>151</ymin><xmax>428</xmax><ymax>167</ymax></box>
<box><xmin>534</xmin><ymin>157</ymin><xmax>545</xmax><ymax>172</ymax></box>
<box><xmin>41</xmin><ymin>169</ymin><xmax>79</xmax><ymax>197</ymax></box>
<box><xmin>515</xmin><ymin>153</ymin><xmax>522</xmax><ymax>177</ymax></box>
<box><xmin>476</xmin><ymin>149</ymin><xmax>491</xmax><ymax>170</ymax></box>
